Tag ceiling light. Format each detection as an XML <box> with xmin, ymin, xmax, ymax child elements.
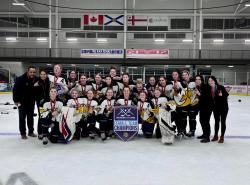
<box><xmin>182</xmin><ymin>39</ymin><xmax>193</xmax><ymax>43</ymax></box>
<box><xmin>205</xmin><ymin>65</ymin><xmax>211</xmax><ymax>68</ymax></box>
<box><xmin>36</xmin><ymin>37</ymin><xmax>47</xmax><ymax>41</ymax></box>
<box><xmin>154</xmin><ymin>39</ymin><xmax>165</xmax><ymax>42</ymax></box>
<box><xmin>6</xmin><ymin>37</ymin><xmax>17</xmax><ymax>41</ymax></box>
<box><xmin>97</xmin><ymin>38</ymin><xmax>107</xmax><ymax>42</ymax></box>
<box><xmin>67</xmin><ymin>38</ymin><xmax>78</xmax><ymax>41</ymax></box>
<box><xmin>245</xmin><ymin>4</ymin><xmax>250</xmax><ymax>7</ymax></box>
<box><xmin>213</xmin><ymin>39</ymin><xmax>224</xmax><ymax>43</ymax></box>
<box><xmin>228</xmin><ymin>65</ymin><xmax>234</xmax><ymax>68</ymax></box>
<box><xmin>12</xmin><ymin>3</ymin><xmax>25</xmax><ymax>6</ymax></box>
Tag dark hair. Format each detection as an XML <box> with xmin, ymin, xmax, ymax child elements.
<box><xmin>208</xmin><ymin>75</ymin><xmax>219</xmax><ymax>85</ymax></box>
<box><xmin>39</xmin><ymin>69</ymin><xmax>47</xmax><ymax>74</ymax></box>
<box><xmin>27</xmin><ymin>66</ymin><xmax>36</xmax><ymax>70</ymax></box>
<box><xmin>110</xmin><ymin>66</ymin><xmax>117</xmax><ymax>71</ymax></box>
<box><xmin>195</xmin><ymin>75</ymin><xmax>204</xmax><ymax>84</ymax></box>
<box><xmin>122</xmin><ymin>72</ymin><xmax>129</xmax><ymax>77</ymax></box>
<box><xmin>80</xmin><ymin>74</ymin><xmax>87</xmax><ymax>78</ymax></box>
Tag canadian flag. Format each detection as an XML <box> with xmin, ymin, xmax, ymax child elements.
<box><xmin>84</xmin><ymin>14</ymin><xmax>104</xmax><ymax>25</ymax></box>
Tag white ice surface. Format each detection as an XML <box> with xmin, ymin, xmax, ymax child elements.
<box><xmin>0</xmin><ymin>94</ymin><xmax>249</xmax><ymax>185</ymax></box>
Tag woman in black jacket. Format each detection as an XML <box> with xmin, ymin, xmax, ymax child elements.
<box><xmin>208</xmin><ymin>76</ymin><xmax>229</xmax><ymax>143</ymax></box>
<box><xmin>34</xmin><ymin>69</ymin><xmax>50</xmax><ymax>139</ymax></box>
<box><xmin>195</xmin><ymin>75</ymin><xmax>212</xmax><ymax>143</ymax></box>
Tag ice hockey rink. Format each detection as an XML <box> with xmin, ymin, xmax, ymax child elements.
<box><xmin>0</xmin><ymin>93</ymin><xmax>249</xmax><ymax>185</ymax></box>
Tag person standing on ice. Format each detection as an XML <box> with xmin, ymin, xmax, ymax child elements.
<box><xmin>13</xmin><ymin>66</ymin><xmax>38</xmax><ymax>139</ymax></box>
<box><xmin>208</xmin><ymin>76</ymin><xmax>229</xmax><ymax>143</ymax></box>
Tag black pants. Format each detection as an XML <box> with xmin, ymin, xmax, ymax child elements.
<box><xmin>18</xmin><ymin>104</ymin><xmax>35</xmax><ymax>135</ymax></box>
<box><xmin>199</xmin><ymin>108</ymin><xmax>212</xmax><ymax>139</ymax></box>
<box><xmin>213</xmin><ymin>108</ymin><xmax>228</xmax><ymax>137</ymax></box>
<box><xmin>40</xmin><ymin>114</ymin><xmax>60</xmax><ymax>143</ymax></box>
<box><xmin>83</xmin><ymin>114</ymin><xmax>100</xmax><ymax>136</ymax></box>
<box><xmin>98</xmin><ymin>114</ymin><xmax>113</xmax><ymax>133</ymax></box>
<box><xmin>188</xmin><ymin>105</ymin><xmax>199</xmax><ymax>132</ymax></box>
<box><xmin>175</xmin><ymin>106</ymin><xmax>198</xmax><ymax>134</ymax></box>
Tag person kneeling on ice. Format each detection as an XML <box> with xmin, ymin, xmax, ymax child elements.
<box><xmin>137</xmin><ymin>91</ymin><xmax>155</xmax><ymax>138</ymax></box>
<box><xmin>97</xmin><ymin>88</ymin><xmax>115</xmax><ymax>141</ymax></box>
<box><xmin>66</xmin><ymin>89</ymin><xmax>84</xmax><ymax>140</ymax></box>
<box><xmin>82</xmin><ymin>90</ymin><xmax>100</xmax><ymax>139</ymax></box>
<box><xmin>40</xmin><ymin>87</ymin><xmax>64</xmax><ymax>145</ymax></box>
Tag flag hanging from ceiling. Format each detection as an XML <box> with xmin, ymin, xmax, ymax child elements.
<box><xmin>127</xmin><ymin>15</ymin><xmax>148</xmax><ymax>26</ymax></box>
<box><xmin>84</xmin><ymin>14</ymin><xmax>104</xmax><ymax>25</ymax></box>
<box><xmin>104</xmin><ymin>15</ymin><xmax>124</xmax><ymax>26</ymax></box>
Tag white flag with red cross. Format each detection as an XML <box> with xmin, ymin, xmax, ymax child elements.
<box><xmin>127</xmin><ymin>15</ymin><xmax>148</xmax><ymax>26</ymax></box>
<box><xmin>83</xmin><ymin>14</ymin><xmax>104</xmax><ymax>25</ymax></box>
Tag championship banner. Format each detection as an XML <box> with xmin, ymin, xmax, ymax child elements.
<box><xmin>80</xmin><ymin>49</ymin><xmax>124</xmax><ymax>58</ymax></box>
<box><xmin>113</xmin><ymin>106</ymin><xmax>139</xmax><ymax>142</ymax></box>
<box><xmin>126</xmin><ymin>49</ymin><xmax>170</xmax><ymax>59</ymax></box>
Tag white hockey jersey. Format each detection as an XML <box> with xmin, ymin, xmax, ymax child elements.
<box><xmin>48</xmin><ymin>74</ymin><xmax>68</xmax><ymax>95</ymax></box>
<box><xmin>116</xmin><ymin>98</ymin><xmax>134</xmax><ymax>106</ymax></box>
<box><xmin>99</xmin><ymin>99</ymin><xmax>116</xmax><ymax>114</ymax></box>
<box><xmin>137</xmin><ymin>101</ymin><xmax>152</xmax><ymax>121</ymax></box>
<box><xmin>41</xmin><ymin>100</ymin><xmax>63</xmax><ymax>122</ymax></box>
<box><xmin>73</xmin><ymin>83</ymin><xmax>93</xmax><ymax>97</ymax></box>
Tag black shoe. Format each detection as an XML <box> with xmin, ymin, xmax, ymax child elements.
<box><xmin>200</xmin><ymin>138</ymin><xmax>210</xmax><ymax>143</ymax></box>
<box><xmin>101</xmin><ymin>132</ymin><xmax>107</xmax><ymax>141</ymax></box>
<box><xmin>197</xmin><ymin>135</ymin><xmax>205</xmax><ymax>139</ymax></box>
<box><xmin>186</xmin><ymin>131</ymin><xmax>195</xmax><ymax>137</ymax></box>
<box><xmin>42</xmin><ymin>137</ymin><xmax>48</xmax><ymax>145</ymax></box>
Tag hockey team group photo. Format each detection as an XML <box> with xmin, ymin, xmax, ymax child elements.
<box><xmin>12</xmin><ymin>64</ymin><xmax>229</xmax><ymax>145</ymax></box>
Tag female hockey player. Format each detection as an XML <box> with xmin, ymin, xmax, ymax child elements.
<box><xmin>66</xmin><ymin>89</ymin><xmax>84</xmax><ymax>140</ymax></box>
<box><xmin>180</xmin><ymin>70</ymin><xmax>198</xmax><ymax>137</ymax></box>
<box><xmin>101</xmin><ymin>75</ymin><xmax>120</xmax><ymax>99</ymax></box>
<box><xmin>151</xmin><ymin>88</ymin><xmax>169</xmax><ymax>138</ymax></box>
<box><xmin>90</xmin><ymin>73</ymin><xmax>104</xmax><ymax>101</ymax></box>
<box><xmin>47</xmin><ymin>64</ymin><xmax>68</xmax><ymax>104</ymax></box>
<box><xmin>146</xmin><ymin>76</ymin><xmax>157</xmax><ymax>99</ymax></box>
<box><xmin>137</xmin><ymin>91</ymin><xmax>155</xmax><ymax>138</ymax></box>
<box><xmin>116</xmin><ymin>86</ymin><xmax>135</xmax><ymax>106</ymax></box>
<box><xmin>74</xmin><ymin>74</ymin><xmax>92</xmax><ymax>98</ymax></box>
<box><xmin>117</xmin><ymin>73</ymin><xmax>135</xmax><ymax>96</ymax></box>
<box><xmin>156</xmin><ymin>76</ymin><xmax>172</xmax><ymax>99</ymax></box>
<box><xmin>98</xmin><ymin>88</ymin><xmax>115</xmax><ymax>141</ymax></box>
<box><xmin>40</xmin><ymin>87</ymin><xmax>63</xmax><ymax>145</ymax></box>
<box><xmin>82</xmin><ymin>90</ymin><xmax>100</xmax><ymax>139</ymax></box>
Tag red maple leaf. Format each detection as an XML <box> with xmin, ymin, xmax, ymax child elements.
<box><xmin>90</xmin><ymin>16</ymin><xmax>97</xmax><ymax>22</ymax></box>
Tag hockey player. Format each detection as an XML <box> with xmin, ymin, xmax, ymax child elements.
<box><xmin>89</xmin><ymin>73</ymin><xmax>105</xmax><ymax>101</ymax></box>
<box><xmin>47</xmin><ymin>64</ymin><xmax>68</xmax><ymax>104</ymax></box>
<box><xmin>137</xmin><ymin>91</ymin><xmax>155</xmax><ymax>138</ymax></box>
<box><xmin>66</xmin><ymin>89</ymin><xmax>84</xmax><ymax>140</ymax></box>
<box><xmin>146</xmin><ymin>76</ymin><xmax>157</xmax><ymax>99</ymax></box>
<box><xmin>132</xmin><ymin>80</ymin><xmax>147</xmax><ymax>105</ymax></box>
<box><xmin>116</xmin><ymin>86</ymin><xmax>135</xmax><ymax>106</ymax></box>
<box><xmin>101</xmin><ymin>75</ymin><xmax>120</xmax><ymax>100</ymax></box>
<box><xmin>156</xmin><ymin>76</ymin><xmax>172</xmax><ymax>99</ymax></box>
<box><xmin>40</xmin><ymin>87</ymin><xmax>63</xmax><ymax>145</ymax></box>
<box><xmin>98</xmin><ymin>88</ymin><xmax>115</xmax><ymax>141</ymax></box>
<box><xmin>117</xmin><ymin>73</ymin><xmax>135</xmax><ymax>96</ymax></box>
<box><xmin>151</xmin><ymin>88</ymin><xmax>169</xmax><ymax>138</ymax></box>
<box><xmin>82</xmin><ymin>90</ymin><xmax>100</xmax><ymax>139</ymax></box>
<box><xmin>180</xmin><ymin>70</ymin><xmax>198</xmax><ymax>137</ymax></box>
<box><xmin>74</xmin><ymin>74</ymin><xmax>92</xmax><ymax>98</ymax></box>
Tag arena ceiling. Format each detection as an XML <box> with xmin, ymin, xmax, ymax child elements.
<box><xmin>1</xmin><ymin>0</ymin><xmax>250</xmax><ymax>15</ymax></box>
